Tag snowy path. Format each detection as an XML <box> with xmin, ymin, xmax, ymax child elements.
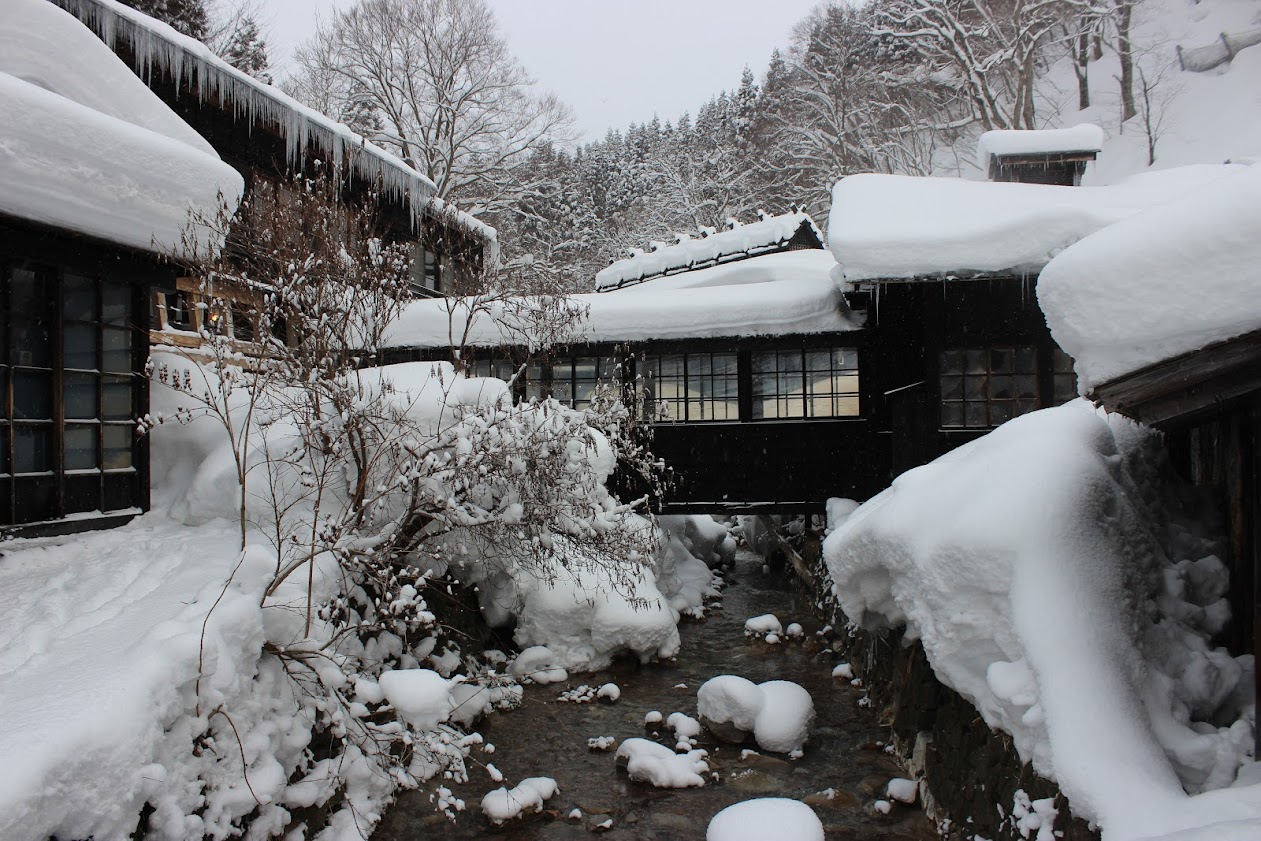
<box><xmin>0</xmin><ymin>514</ymin><xmax>244</xmax><ymax>837</ymax></box>
<box><xmin>374</xmin><ymin>549</ymin><xmax>937</xmax><ymax>840</ymax></box>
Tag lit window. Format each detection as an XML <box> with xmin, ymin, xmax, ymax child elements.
<box><xmin>939</xmin><ymin>347</ymin><xmax>1038</xmax><ymax>429</ymax></box>
<box><xmin>643</xmin><ymin>353</ymin><xmax>739</xmax><ymax>422</ymax></box>
<box><xmin>752</xmin><ymin>348</ymin><xmax>859</xmax><ymax>419</ymax></box>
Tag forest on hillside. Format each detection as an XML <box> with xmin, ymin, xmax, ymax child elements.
<box><xmin>132</xmin><ymin>0</ymin><xmax>1166</xmax><ymax>291</ymax></box>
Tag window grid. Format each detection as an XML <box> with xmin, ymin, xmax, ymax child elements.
<box><xmin>939</xmin><ymin>347</ymin><xmax>1039</xmax><ymax>429</ymax></box>
<box><xmin>551</xmin><ymin>356</ymin><xmax>619</xmax><ymax>410</ymax></box>
<box><xmin>643</xmin><ymin>353</ymin><xmax>739</xmax><ymax>422</ymax></box>
<box><xmin>1052</xmin><ymin>347</ymin><xmax>1078</xmax><ymax>405</ymax></box>
<box><xmin>751</xmin><ymin>348</ymin><xmax>859</xmax><ymax>419</ymax></box>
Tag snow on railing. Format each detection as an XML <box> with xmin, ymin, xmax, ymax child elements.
<box><xmin>1176</xmin><ymin>27</ymin><xmax>1261</xmax><ymax>73</ymax></box>
<box><xmin>51</xmin><ymin>0</ymin><xmax>495</xmax><ymax>249</ymax></box>
<box><xmin>595</xmin><ymin>211</ymin><xmax>823</xmax><ymax>292</ymax></box>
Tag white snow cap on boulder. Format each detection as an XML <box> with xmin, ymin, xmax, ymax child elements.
<box><xmin>0</xmin><ymin>0</ymin><xmax>242</xmax><ymax>255</ymax></box>
<box><xmin>1039</xmin><ymin>162</ymin><xmax>1261</xmax><ymax>390</ymax></box>
<box><xmin>707</xmin><ymin>797</ymin><xmax>824</xmax><ymax>841</ymax></box>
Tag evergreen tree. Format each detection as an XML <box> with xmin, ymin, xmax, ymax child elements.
<box><xmin>222</xmin><ymin>16</ymin><xmax>271</xmax><ymax>83</ymax></box>
<box><xmin>117</xmin><ymin>0</ymin><xmax>209</xmax><ymax>40</ymax></box>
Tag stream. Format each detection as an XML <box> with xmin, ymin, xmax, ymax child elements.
<box><xmin>374</xmin><ymin>549</ymin><xmax>939</xmax><ymax>840</ymax></box>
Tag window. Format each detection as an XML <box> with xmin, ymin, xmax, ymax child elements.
<box><xmin>752</xmin><ymin>348</ymin><xmax>859</xmax><ymax>419</ymax></box>
<box><xmin>161</xmin><ymin>289</ymin><xmax>193</xmax><ymax>331</ymax></box>
<box><xmin>410</xmin><ymin>245</ymin><xmax>444</xmax><ymax>296</ymax></box>
<box><xmin>231</xmin><ymin>303</ymin><xmax>256</xmax><ymax>342</ymax></box>
<box><xmin>471</xmin><ymin>358</ymin><xmax>515</xmax><ymax>381</ymax></box>
<box><xmin>642</xmin><ymin>353</ymin><xmax>739</xmax><ymax>422</ymax></box>
<box><xmin>939</xmin><ymin>347</ymin><xmax>1038</xmax><ymax>429</ymax></box>
<box><xmin>1053</xmin><ymin>347</ymin><xmax>1078</xmax><ymax>405</ymax></box>
<box><xmin>1</xmin><ymin>265</ymin><xmax>142</xmax><ymax>526</ymax></box>
<box><xmin>550</xmin><ymin>356</ymin><xmax>619</xmax><ymax>410</ymax></box>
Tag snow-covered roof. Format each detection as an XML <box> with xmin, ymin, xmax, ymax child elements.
<box><xmin>49</xmin><ymin>0</ymin><xmax>496</xmax><ymax>249</ymax></box>
<box><xmin>0</xmin><ymin>0</ymin><xmax>242</xmax><ymax>255</ymax></box>
<box><xmin>976</xmin><ymin>124</ymin><xmax>1104</xmax><ymax>171</ymax></box>
<box><xmin>1039</xmin><ymin>163</ymin><xmax>1261</xmax><ymax>391</ymax></box>
<box><xmin>828</xmin><ymin>166</ymin><xmax>1242</xmax><ymax>282</ymax></box>
<box><xmin>387</xmin><ymin>250</ymin><xmax>859</xmax><ymax>349</ymax></box>
<box><xmin>594</xmin><ymin>211</ymin><xmax>823</xmax><ymax>291</ymax></box>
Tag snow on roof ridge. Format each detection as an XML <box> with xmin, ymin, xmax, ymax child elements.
<box><xmin>50</xmin><ymin>0</ymin><xmax>495</xmax><ymax>247</ymax></box>
<box><xmin>976</xmin><ymin>124</ymin><xmax>1105</xmax><ymax>172</ymax></box>
<box><xmin>594</xmin><ymin>210</ymin><xmax>822</xmax><ymax>291</ymax></box>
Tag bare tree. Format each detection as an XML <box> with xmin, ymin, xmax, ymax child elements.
<box><xmin>290</xmin><ymin>0</ymin><xmax>575</xmax><ymax>215</ymax></box>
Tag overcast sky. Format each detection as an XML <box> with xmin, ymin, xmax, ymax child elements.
<box><xmin>263</xmin><ymin>0</ymin><xmax>820</xmax><ymax>142</ymax></box>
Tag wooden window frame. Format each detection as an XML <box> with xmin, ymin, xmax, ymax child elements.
<box><xmin>939</xmin><ymin>346</ymin><xmax>1040</xmax><ymax>430</ymax></box>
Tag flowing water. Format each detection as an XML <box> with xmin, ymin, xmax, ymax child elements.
<box><xmin>374</xmin><ymin>550</ymin><xmax>938</xmax><ymax>840</ymax></box>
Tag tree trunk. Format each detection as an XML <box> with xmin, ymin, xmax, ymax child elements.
<box><xmin>1075</xmin><ymin>31</ymin><xmax>1091</xmax><ymax>110</ymax></box>
<box><xmin>1117</xmin><ymin>2</ymin><xmax>1137</xmax><ymax>122</ymax></box>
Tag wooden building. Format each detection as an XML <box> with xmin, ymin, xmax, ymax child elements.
<box><xmin>1</xmin><ymin>0</ymin><xmax>243</xmax><ymax>534</ymax></box>
<box><xmin>977</xmin><ymin>125</ymin><xmax>1103</xmax><ymax>186</ymax></box>
<box><xmin>51</xmin><ymin>0</ymin><xmax>497</xmax><ymax>354</ymax></box>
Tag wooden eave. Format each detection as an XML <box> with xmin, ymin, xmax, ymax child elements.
<box><xmin>1090</xmin><ymin>329</ymin><xmax>1261</xmax><ymax>429</ymax></box>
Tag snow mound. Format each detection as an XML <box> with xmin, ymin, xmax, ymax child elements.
<box><xmin>698</xmin><ymin>675</ymin><xmax>764</xmax><ymax>735</ymax></box>
<box><xmin>1039</xmin><ymin>163</ymin><xmax>1261</xmax><ymax>390</ymax></box>
<box><xmin>752</xmin><ymin>681</ymin><xmax>815</xmax><ymax>755</ymax></box>
<box><xmin>706</xmin><ymin>798</ymin><xmax>824</xmax><ymax>841</ymax></box>
<box><xmin>828</xmin><ymin>166</ymin><xmax>1239</xmax><ymax>281</ymax></box>
<box><xmin>744</xmin><ymin>614</ymin><xmax>783</xmax><ymax>637</ymax></box>
<box><xmin>508</xmin><ymin>646</ymin><xmax>569</xmax><ymax>684</ymax></box>
<box><xmin>887</xmin><ymin>778</ymin><xmax>919</xmax><ymax>804</ymax></box>
<box><xmin>481</xmin><ymin>777</ymin><xmax>558</xmax><ymax>825</ymax></box>
<box><xmin>378</xmin><ymin>669</ymin><xmax>452</xmax><ymax>731</ymax></box>
<box><xmin>615</xmin><ymin>738</ymin><xmax>709</xmax><ymax>788</ymax></box>
<box><xmin>0</xmin><ymin>0</ymin><xmax>242</xmax><ymax>255</ymax></box>
<box><xmin>823</xmin><ymin>401</ymin><xmax>1259</xmax><ymax>840</ymax></box>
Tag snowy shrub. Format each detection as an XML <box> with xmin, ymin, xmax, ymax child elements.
<box><xmin>133</xmin><ymin>169</ymin><xmax>667</xmax><ymax>838</ymax></box>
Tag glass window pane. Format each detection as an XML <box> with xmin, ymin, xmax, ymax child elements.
<box><xmin>1016</xmin><ymin>348</ymin><xmax>1038</xmax><ymax>373</ymax></box>
<box><xmin>964</xmin><ymin>350</ymin><xmax>987</xmax><ymax>374</ymax></box>
<box><xmin>14</xmin><ymin>425</ymin><xmax>52</xmax><ymax>472</ymax></box>
<box><xmin>102</xmin><ymin>328</ymin><xmax>132</xmax><ymax>373</ymax></box>
<box><xmin>964</xmin><ymin>376</ymin><xmax>987</xmax><ymax>400</ymax></box>
<box><xmin>64</xmin><ymin>323</ymin><xmax>97</xmax><ymax>370</ymax></box>
<box><xmin>64</xmin><ymin>372</ymin><xmax>99</xmax><ymax>419</ymax></box>
<box><xmin>574</xmin><ymin>358</ymin><xmax>597</xmax><ymax>380</ymax></box>
<box><xmin>103</xmin><ymin>472</ymin><xmax>136</xmax><ymax>512</ymax></box>
<box><xmin>65</xmin><ymin>424</ymin><xmax>99</xmax><ymax>471</ymax></box>
<box><xmin>806</xmin><ymin>350</ymin><xmax>830</xmax><ymax>373</ymax></box>
<box><xmin>1053</xmin><ymin>348</ymin><xmax>1075</xmax><ymax>373</ymax></box>
<box><xmin>14</xmin><ymin>475</ymin><xmax>54</xmax><ymax>523</ymax></box>
<box><xmin>991</xmin><ymin>376</ymin><xmax>1014</xmax><ymax>400</ymax></box>
<box><xmin>941</xmin><ymin>351</ymin><xmax>965</xmax><ymax>375</ymax></box>
<box><xmin>574</xmin><ymin>381</ymin><xmax>596</xmax><ymax>409</ymax></box>
<box><xmin>102</xmin><ymin>425</ymin><xmax>134</xmax><ymax>470</ymax></box>
<box><xmin>941</xmin><ymin>403</ymin><xmax>964</xmax><ymax>428</ymax></box>
<box><xmin>64</xmin><ymin>475</ymin><xmax>101</xmax><ymax>515</ymax></box>
<box><xmin>1016</xmin><ymin>375</ymin><xmax>1038</xmax><ymax>400</ymax></box>
<box><xmin>940</xmin><ymin>375</ymin><xmax>963</xmax><ymax>400</ymax></box>
<box><xmin>101</xmin><ymin>282</ymin><xmax>132</xmax><ymax>324</ymax></box>
<box><xmin>714</xmin><ymin>354</ymin><xmax>738</xmax><ymax>377</ymax></box>
<box><xmin>102</xmin><ymin>375</ymin><xmax>133</xmax><ymax>421</ymax></box>
<box><xmin>552</xmin><ymin>382</ymin><xmax>573</xmax><ymax>406</ymax></box>
<box><xmin>64</xmin><ymin>274</ymin><xmax>98</xmax><ymax>321</ymax></box>
<box><xmin>11</xmin><ymin>270</ymin><xmax>52</xmax><ymax>368</ymax></box>
<box><xmin>1016</xmin><ymin>399</ymin><xmax>1039</xmax><ymax>416</ymax></box>
<box><xmin>990</xmin><ymin>348</ymin><xmax>1012</xmax><ymax>373</ymax></box>
<box><xmin>991</xmin><ymin>401</ymin><xmax>1014</xmax><ymax>425</ymax></box>
<box><xmin>0</xmin><ymin>425</ymin><xmax>8</xmax><ymax>474</ymax></box>
<box><xmin>14</xmin><ymin>370</ymin><xmax>52</xmax><ymax>419</ymax></box>
<box><xmin>965</xmin><ymin>402</ymin><xmax>987</xmax><ymax>427</ymax></box>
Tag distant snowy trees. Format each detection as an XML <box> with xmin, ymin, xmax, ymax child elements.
<box><xmin>116</xmin><ymin>0</ymin><xmax>209</xmax><ymax>39</ymax></box>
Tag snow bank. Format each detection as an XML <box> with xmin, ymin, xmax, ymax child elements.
<box><xmin>828</xmin><ymin>166</ymin><xmax>1239</xmax><ymax>281</ymax></box>
<box><xmin>615</xmin><ymin>738</ymin><xmax>709</xmax><ymax>788</ymax></box>
<box><xmin>976</xmin><ymin>124</ymin><xmax>1104</xmax><ymax>171</ymax></box>
<box><xmin>385</xmin><ymin>250</ymin><xmax>859</xmax><ymax>348</ymax></box>
<box><xmin>379</xmin><ymin>669</ymin><xmax>452</xmax><ymax>731</ymax></box>
<box><xmin>824</xmin><ymin>402</ymin><xmax>1258</xmax><ymax>840</ymax></box>
<box><xmin>706</xmin><ymin>798</ymin><xmax>824</xmax><ymax>841</ymax></box>
<box><xmin>595</xmin><ymin>211</ymin><xmax>822</xmax><ymax>291</ymax></box>
<box><xmin>0</xmin><ymin>0</ymin><xmax>241</xmax><ymax>254</ymax></box>
<box><xmin>1039</xmin><ymin>163</ymin><xmax>1261</xmax><ymax>390</ymax></box>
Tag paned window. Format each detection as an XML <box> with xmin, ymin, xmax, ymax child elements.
<box><xmin>2</xmin><ymin>265</ymin><xmax>142</xmax><ymax>526</ymax></box>
<box><xmin>752</xmin><ymin>348</ymin><xmax>859</xmax><ymax>419</ymax></box>
<box><xmin>550</xmin><ymin>356</ymin><xmax>619</xmax><ymax>410</ymax></box>
<box><xmin>642</xmin><ymin>353</ymin><xmax>739</xmax><ymax>422</ymax></box>
<box><xmin>410</xmin><ymin>245</ymin><xmax>444</xmax><ymax>296</ymax></box>
<box><xmin>1053</xmin><ymin>347</ymin><xmax>1078</xmax><ymax>405</ymax></box>
<box><xmin>471</xmin><ymin>358</ymin><xmax>516</xmax><ymax>381</ymax></box>
<box><xmin>939</xmin><ymin>347</ymin><xmax>1038</xmax><ymax>429</ymax></box>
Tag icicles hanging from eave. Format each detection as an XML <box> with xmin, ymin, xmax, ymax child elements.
<box><xmin>52</xmin><ymin>0</ymin><xmax>442</xmax><ymax>231</ymax></box>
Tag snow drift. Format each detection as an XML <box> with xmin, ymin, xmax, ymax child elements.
<box><xmin>824</xmin><ymin>402</ymin><xmax>1258</xmax><ymax>840</ymax></box>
